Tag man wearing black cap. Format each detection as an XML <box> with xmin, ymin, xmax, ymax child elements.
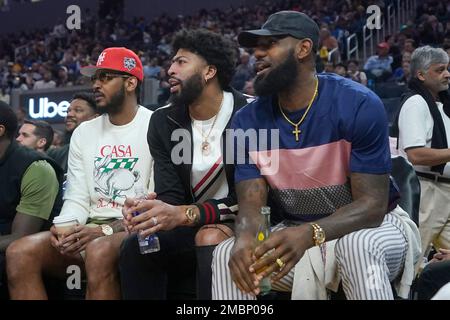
<box><xmin>212</xmin><ymin>11</ymin><xmax>419</xmax><ymax>300</ymax></box>
<box><xmin>7</xmin><ymin>47</ymin><xmax>154</xmax><ymax>300</ymax></box>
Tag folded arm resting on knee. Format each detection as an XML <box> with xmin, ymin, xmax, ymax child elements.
<box><xmin>252</xmin><ymin>174</ymin><xmax>390</xmax><ymax>284</ymax></box>
<box><xmin>122</xmin><ymin>192</ymin><xmax>235</xmax><ymax>242</ymax></box>
<box><xmin>231</xmin><ymin>173</ymin><xmax>390</xmax><ymax>294</ymax></box>
<box><xmin>313</xmin><ymin>172</ymin><xmax>390</xmax><ymax>242</ymax></box>
<box><xmin>122</xmin><ymin>193</ymin><xmax>197</xmax><ymax>238</ymax></box>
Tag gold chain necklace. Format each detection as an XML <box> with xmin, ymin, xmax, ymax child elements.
<box><xmin>191</xmin><ymin>93</ymin><xmax>224</xmax><ymax>156</ymax></box>
<box><xmin>278</xmin><ymin>77</ymin><xmax>318</xmax><ymax>142</ymax></box>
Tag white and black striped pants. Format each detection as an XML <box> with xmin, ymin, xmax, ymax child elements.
<box><xmin>212</xmin><ymin>210</ymin><xmax>408</xmax><ymax>300</ymax></box>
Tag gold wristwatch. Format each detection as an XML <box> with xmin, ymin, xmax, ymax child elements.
<box><xmin>185</xmin><ymin>206</ymin><xmax>199</xmax><ymax>225</ymax></box>
<box><xmin>310</xmin><ymin>223</ymin><xmax>325</xmax><ymax>246</ymax></box>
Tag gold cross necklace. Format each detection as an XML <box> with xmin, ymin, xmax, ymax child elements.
<box><xmin>278</xmin><ymin>77</ymin><xmax>318</xmax><ymax>142</ymax></box>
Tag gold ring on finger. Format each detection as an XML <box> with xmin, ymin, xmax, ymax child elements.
<box><xmin>276</xmin><ymin>258</ymin><xmax>285</xmax><ymax>271</ymax></box>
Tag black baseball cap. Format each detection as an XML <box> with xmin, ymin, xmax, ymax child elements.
<box><xmin>238</xmin><ymin>11</ymin><xmax>319</xmax><ymax>50</ymax></box>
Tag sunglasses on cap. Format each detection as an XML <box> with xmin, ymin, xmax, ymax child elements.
<box><xmin>90</xmin><ymin>71</ymin><xmax>130</xmax><ymax>84</ymax></box>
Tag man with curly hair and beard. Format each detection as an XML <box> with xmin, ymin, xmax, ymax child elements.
<box><xmin>119</xmin><ymin>29</ymin><xmax>252</xmax><ymax>300</ymax></box>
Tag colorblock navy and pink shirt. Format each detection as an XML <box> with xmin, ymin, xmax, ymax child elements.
<box><xmin>232</xmin><ymin>73</ymin><xmax>397</xmax><ymax>223</ymax></box>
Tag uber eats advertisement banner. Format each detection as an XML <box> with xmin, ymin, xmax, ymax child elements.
<box><xmin>18</xmin><ymin>86</ymin><xmax>90</xmax><ymax>124</ymax></box>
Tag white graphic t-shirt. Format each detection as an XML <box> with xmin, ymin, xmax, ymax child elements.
<box><xmin>59</xmin><ymin>106</ymin><xmax>154</xmax><ymax>224</ymax></box>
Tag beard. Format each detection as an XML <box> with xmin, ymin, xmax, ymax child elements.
<box><xmin>98</xmin><ymin>85</ymin><xmax>126</xmax><ymax>115</ymax></box>
<box><xmin>254</xmin><ymin>49</ymin><xmax>299</xmax><ymax>96</ymax></box>
<box><xmin>169</xmin><ymin>73</ymin><xmax>204</xmax><ymax>107</ymax></box>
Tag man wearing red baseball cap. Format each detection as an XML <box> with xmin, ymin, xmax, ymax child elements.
<box><xmin>81</xmin><ymin>47</ymin><xmax>144</xmax><ymax>82</ymax></box>
<box><xmin>80</xmin><ymin>47</ymin><xmax>144</xmax><ymax>116</ymax></box>
<box><xmin>364</xmin><ymin>41</ymin><xmax>394</xmax><ymax>81</ymax></box>
<box><xmin>7</xmin><ymin>47</ymin><xmax>154</xmax><ymax>300</ymax></box>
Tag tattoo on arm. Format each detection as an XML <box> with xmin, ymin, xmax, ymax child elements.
<box><xmin>109</xmin><ymin>219</ymin><xmax>125</xmax><ymax>233</ymax></box>
<box><xmin>235</xmin><ymin>178</ymin><xmax>268</xmax><ymax>238</ymax></box>
<box><xmin>316</xmin><ymin>173</ymin><xmax>389</xmax><ymax>242</ymax></box>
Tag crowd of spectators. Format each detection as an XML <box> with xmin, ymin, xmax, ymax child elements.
<box><xmin>0</xmin><ymin>1</ymin><xmax>427</xmax><ymax>103</ymax></box>
<box><xmin>0</xmin><ymin>0</ymin><xmax>449</xmax><ymax>104</ymax></box>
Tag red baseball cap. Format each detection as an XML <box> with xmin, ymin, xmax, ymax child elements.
<box><xmin>377</xmin><ymin>42</ymin><xmax>390</xmax><ymax>50</ymax></box>
<box><xmin>81</xmin><ymin>47</ymin><xmax>144</xmax><ymax>81</ymax></box>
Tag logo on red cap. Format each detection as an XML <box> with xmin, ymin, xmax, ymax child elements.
<box><xmin>124</xmin><ymin>57</ymin><xmax>137</xmax><ymax>71</ymax></box>
<box><xmin>97</xmin><ymin>52</ymin><xmax>107</xmax><ymax>66</ymax></box>
<box><xmin>81</xmin><ymin>47</ymin><xmax>144</xmax><ymax>81</ymax></box>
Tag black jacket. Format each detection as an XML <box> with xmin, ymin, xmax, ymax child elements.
<box><xmin>0</xmin><ymin>142</ymin><xmax>63</xmax><ymax>234</ymax></box>
<box><xmin>47</xmin><ymin>143</ymin><xmax>69</xmax><ymax>173</ymax></box>
<box><xmin>147</xmin><ymin>89</ymin><xmax>251</xmax><ymax>225</ymax></box>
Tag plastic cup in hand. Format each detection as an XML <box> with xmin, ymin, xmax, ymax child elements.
<box><xmin>53</xmin><ymin>215</ymin><xmax>79</xmax><ymax>241</ymax></box>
